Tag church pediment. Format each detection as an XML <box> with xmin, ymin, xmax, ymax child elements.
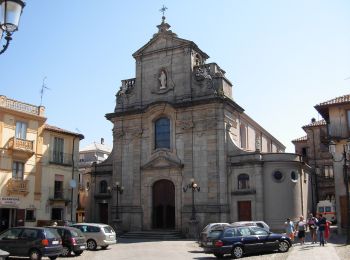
<box><xmin>141</xmin><ymin>150</ymin><xmax>184</xmax><ymax>170</ymax></box>
<box><xmin>132</xmin><ymin>18</ymin><xmax>208</xmax><ymax>59</ymax></box>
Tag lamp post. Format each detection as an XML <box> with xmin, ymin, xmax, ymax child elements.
<box><xmin>183</xmin><ymin>178</ymin><xmax>200</xmax><ymax>220</ymax></box>
<box><xmin>0</xmin><ymin>0</ymin><xmax>25</xmax><ymax>55</ymax></box>
<box><xmin>329</xmin><ymin>139</ymin><xmax>350</xmax><ymax>244</ymax></box>
<box><xmin>111</xmin><ymin>182</ymin><xmax>124</xmax><ymax>220</ymax></box>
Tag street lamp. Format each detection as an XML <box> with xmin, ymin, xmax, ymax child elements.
<box><xmin>110</xmin><ymin>182</ymin><xmax>124</xmax><ymax>220</ymax></box>
<box><xmin>183</xmin><ymin>178</ymin><xmax>200</xmax><ymax>220</ymax></box>
<box><xmin>0</xmin><ymin>0</ymin><xmax>25</xmax><ymax>55</ymax></box>
<box><xmin>329</xmin><ymin>139</ymin><xmax>350</xmax><ymax>244</ymax></box>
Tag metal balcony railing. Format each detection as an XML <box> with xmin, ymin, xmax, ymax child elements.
<box><xmin>49</xmin><ymin>151</ymin><xmax>73</xmax><ymax>166</ymax></box>
<box><xmin>48</xmin><ymin>188</ymin><xmax>71</xmax><ymax>202</ymax></box>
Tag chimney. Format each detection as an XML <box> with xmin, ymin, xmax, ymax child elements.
<box><xmin>101</xmin><ymin>138</ymin><xmax>104</xmax><ymax>145</ymax></box>
<box><xmin>311</xmin><ymin>118</ymin><xmax>316</xmax><ymax>123</ymax></box>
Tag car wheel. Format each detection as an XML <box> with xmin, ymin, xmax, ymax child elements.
<box><xmin>61</xmin><ymin>246</ymin><xmax>71</xmax><ymax>256</ymax></box>
<box><xmin>87</xmin><ymin>239</ymin><xmax>97</xmax><ymax>250</ymax></box>
<box><xmin>214</xmin><ymin>253</ymin><xmax>224</xmax><ymax>258</ymax></box>
<box><xmin>278</xmin><ymin>240</ymin><xmax>290</xmax><ymax>252</ymax></box>
<box><xmin>73</xmin><ymin>250</ymin><xmax>83</xmax><ymax>256</ymax></box>
<box><xmin>231</xmin><ymin>246</ymin><xmax>244</xmax><ymax>259</ymax></box>
<box><xmin>29</xmin><ymin>249</ymin><xmax>42</xmax><ymax>260</ymax></box>
<box><xmin>101</xmin><ymin>245</ymin><xmax>109</xmax><ymax>250</ymax></box>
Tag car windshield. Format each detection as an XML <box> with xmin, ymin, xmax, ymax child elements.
<box><xmin>103</xmin><ymin>226</ymin><xmax>114</xmax><ymax>233</ymax></box>
<box><xmin>70</xmin><ymin>228</ymin><xmax>84</xmax><ymax>237</ymax></box>
<box><xmin>207</xmin><ymin>230</ymin><xmax>222</xmax><ymax>239</ymax></box>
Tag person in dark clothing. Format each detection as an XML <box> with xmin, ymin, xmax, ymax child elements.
<box><xmin>317</xmin><ymin>213</ymin><xmax>327</xmax><ymax>246</ymax></box>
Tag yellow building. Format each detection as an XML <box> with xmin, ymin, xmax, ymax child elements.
<box><xmin>0</xmin><ymin>95</ymin><xmax>83</xmax><ymax>230</ymax></box>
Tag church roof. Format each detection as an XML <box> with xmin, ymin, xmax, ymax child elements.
<box><xmin>291</xmin><ymin>136</ymin><xmax>308</xmax><ymax>143</ymax></box>
<box><xmin>315</xmin><ymin>94</ymin><xmax>350</xmax><ymax>120</ymax></box>
<box><xmin>80</xmin><ymin>141</ymin><xmax>112</xmax><ymax>153</ymax></box>
<box><xmin>132</xmin><ymin>16</ymin><xmax>209</xmax><ymax>59</ymax></box>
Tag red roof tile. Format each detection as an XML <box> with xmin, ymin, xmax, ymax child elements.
<box><xmin>316</xmin><ymin>94</ymin><xmax>350</xmax><ymax>107</ymax></box>
<box><xmin>44</xmin><ymin>124</ymin><xmax>84</xmax><ymax>139</ymax></box>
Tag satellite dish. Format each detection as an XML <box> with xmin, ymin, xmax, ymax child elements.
<box><xmin>69</xmin><ymin>179</ymin><xmax>77</xmax><ymax>188</ymax></box>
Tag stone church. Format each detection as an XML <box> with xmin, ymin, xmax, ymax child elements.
<box><xmin>87</xmin><ymin>16</ymin><xmax>311</xmax><ymax>234</ymax></box>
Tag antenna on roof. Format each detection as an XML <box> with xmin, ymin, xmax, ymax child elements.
<box><xmin>40</xmin><ymin>77</ymin><xmax>50</xmax><ymax>106</ymax></box>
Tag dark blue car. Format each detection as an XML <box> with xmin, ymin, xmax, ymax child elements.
<box><xmin>202</xmin><ymin>225</ymin><xmax>291</xmax><ymax>259</ymax></box>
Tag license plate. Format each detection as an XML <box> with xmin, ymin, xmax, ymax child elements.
<box><xmin>52</xmin><ymin>241</ymin><xmax>59</xmax><ymax>245</ymax></box>
<box><xmin>206</xmin><ymin>242</ymin><xmax>213</xmax><ymax>246</ymax></box>
<box><xmin>80</xmin><ymin>246</ymin><xmax>86</xmax><ymax>249</ymax></box>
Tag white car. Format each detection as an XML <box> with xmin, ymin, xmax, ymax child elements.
<box><xmin>231</xmin><ymin>221</ymin><xmax>270</xmax><ymax>231</ymax></box>
<box><xmin>71</xmin><ymin>223</ymin><xmax>116</xmax><ymax>250</ymax></box>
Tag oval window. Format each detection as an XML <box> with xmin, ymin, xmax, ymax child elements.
<box><xmin>273</xmin><ymin>171</ymin><xmax>283</xmax><ymax>182</ymax></box>
<box><xmin>291</xmin><ymin>171</ymin><xmax>298</xmax><ymax>182</ymax></box>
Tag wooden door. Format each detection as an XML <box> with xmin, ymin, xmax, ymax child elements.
<box><xmin>99</xmin><ymin>203</ymin><xmax>108</xmax><ymax>224</ymax></box>
<box><xmin>340</xmin><ymin>195</ymin><xmax>348</xmax><ymax>228</ymax></box>
<box><xmin>238</xmin><ymin>201</ymin><xmax>252</xmax><ymax>221</ymax></box>
<box><xmin>152</xmin><ymin>180</ymin><xmax>175</xmax><ymax>229</ymax></box>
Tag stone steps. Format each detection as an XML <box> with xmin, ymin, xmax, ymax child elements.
<box><xmin>120</xmin><ymin>230</ymin><xmax>185</xmax><ymax>240</ymax></box>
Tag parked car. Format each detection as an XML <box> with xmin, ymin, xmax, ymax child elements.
<box><xmin>202</xmin><ymin>225</ymin><xmax>291</xmax><ymax>259</ymax></box>
<box><xmin>46</xmin><ymin>226</ymin><xmax>87</xmax><ymax>256</ymax></box>
<box><xmin>231</xmin><ymin>221</ymin><xmax>270</xmax><ymax>231</ymax></box>
<box><xmin>199</xmin><ymin>223</ymin><xmax>230</xmax><ymax>247</ymax></box>
<box><xmin>71</xmin><ymin>223</ymin><xmax>116</xmax><ymax>250</ymax></box>
<box><xmin>0</xmin><ymin>226</ymin><xmax>62</xmax><ymax>260</ymax></box>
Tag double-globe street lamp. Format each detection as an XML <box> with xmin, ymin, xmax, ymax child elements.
<box><xmin>329</xmin><ymin>139</ymin><xmax>350</xmax><ymax>244</ymax></box>
<box><xmin>183</xmin><ymin>178</ymin><xmax>200</xmax><ymax>221</ymax></box>
<box><xmin>108</xmin><ymin>182</ymin><xmax>124</xmax><ymax>220</ymax></box>
<box><xmin>0</xmin><ymin>0</ymin><xmax>25</xmax><ymax>55</ymax></box>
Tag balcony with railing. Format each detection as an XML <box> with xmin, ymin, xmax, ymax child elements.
<box><xmin>6</xmin><ymin>178</ymin><xmax>29</xmax><ymax>196</ymax></box>
<box><xmin>0</xmin><ymin>95</ymin><xmax>45</xmax><ymax>116</ymax></box>
<box><xmin>49</xmin><ymin>151</ymin><xmax>73</xmax><ymax>166</ymax></box>
<box><xmin>8</xmin><ymin>137</ymin><xmax>34</xmax><ymax>158</ymax></box>
<box><xmin>48</xmin><ymin>188</ymin><xmax>71</xmax><ymax>204</ymax></box>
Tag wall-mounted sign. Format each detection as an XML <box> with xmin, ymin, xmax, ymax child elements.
<box><xmin>0</xmin><ymin>197</ymin><xmax>20</xmax><ymax>207</ymax></box>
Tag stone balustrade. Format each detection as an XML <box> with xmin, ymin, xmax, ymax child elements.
<box><xmin>0</xmin><ymin>95</ymin><xmax>45</xmax><ymax>116</ymax></box>
<box><xmin>6</xmin><ymin>178</ymin><xmax>29</xmax><ymax>196</ymax></box>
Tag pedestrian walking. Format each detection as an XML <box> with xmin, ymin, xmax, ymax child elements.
<box><xmin>317</xmin><ymin>213</ymin><xmax>327</xmax><ymax>246</ymax></box>
<box><xmin>295</xmin><ymin>215</ymin><xmax>307</xmax><ymax>245</ymax></box>
<box><xmin>324</xmin><ymin>219</ymin><xmax>331</xmax><ymax>243</ymax></box>
<box><xmin>284</xmin><ymin>218</ymin><xmax>295</xmax><ymax>242</ymax></box>
<box><xmin>307</xmin><ymin>213</ymin><xmax>318</xmax><ymax>244</ymax></box>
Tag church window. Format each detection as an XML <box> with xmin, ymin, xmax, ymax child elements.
<box><xmin>273</xmin><ymin>170</ymin><xmax>284</xmax><ymax>182</ymax></box>
<box><xmin>155</xmin><ymin>117</ymin><xmax>170</xmax><ymax>149</ymax></box>
<box><xmin>238</xmin><ymin>174</ymin><xmax>250</xmax><ymax>189</ymax></box>
<box><xmin>290</xmin><ymin>171</ymin><xmax>298</xmax><ymax>182</ymax></box>
<box><xmin>240</xmin><ymin>124</ymin><xmax>247</xmax><ymax>149</ymax></box>
<box><xmin>100</xmin><ymin>180</ymin><xmax>108</xmax><ymax>193</ymax></box>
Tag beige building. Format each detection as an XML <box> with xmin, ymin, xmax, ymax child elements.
<box><xmin>88</xmin><ymin>17</ymin><xmax>310</xmax><ymax>234</ymax></box>
<box><xmin>292</xmin><ymin>119</ymin><xmax>335</xmax><ymax>213</ymax></box>
<box><xmin>314</xmin><ymin>94</ymin><xmax>350</xmax><ymax>232</ymax></box>
<box><xmin>0</xmin><ymin>95</ymin><xmax>83</xmax><ymax>230</ymax></box>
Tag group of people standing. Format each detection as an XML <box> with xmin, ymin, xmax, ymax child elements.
<box><xmin>285</xmin><ymin>213</ymin><xmax>331</xmax><ymax>246</ymax></box>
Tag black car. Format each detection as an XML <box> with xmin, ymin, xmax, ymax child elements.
<box><xmin>202</xmin><ymin>225</ymin><xmax>291</xmax><ymax>259</ymax></box>
<box><xmin>0</xmin><ymin>227</ymin><xmax>62</xmax><ymax>260</ymax></box>
<box><xmin>46</xmin><ymin>226</ymin><xmax>87</xmax><ymax>256</ymax></box>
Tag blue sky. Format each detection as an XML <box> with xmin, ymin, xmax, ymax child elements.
<box><xmin>1</xmin><ymin>0</ymin><xmax>349</xmax><ymax>152</ymax></box>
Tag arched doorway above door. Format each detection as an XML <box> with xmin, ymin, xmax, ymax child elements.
<box><xmin>152</xmin><ymin>179</ymin><xmax>175</xmax><ymax>229</ymax></box>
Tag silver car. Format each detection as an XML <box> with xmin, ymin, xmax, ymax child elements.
<box><xmin>71</xmin><ymin>223</ymin><xmax>116</xmax><ymax>250</ymax></box>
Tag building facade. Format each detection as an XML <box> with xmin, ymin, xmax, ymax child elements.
<box><xmin>292</xmin><ymin>119</ymin><xmax>335</xmax><ymax>213</ymax></box>
<box><xmin>0</xmin><ymin>95</ymin><xmax>83</xmax><ymax>230</ymax></box>
<box><xmin>314</xmin><ymin>94</ymin><xmax>350</xmax><ymax>232</ymax></box>
<box><xmin>78</xmin><ymin>138</ymin><xmax>112</xmax><ymax>222</ymax></box>
<box><xmin>88</xmin><ymin>17</ymin><xmax>310</xmax><ymax>234</ymax></box>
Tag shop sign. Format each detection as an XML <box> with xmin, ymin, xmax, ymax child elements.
<box><xmin>0</xmin><ymin>197</ymin><xmax>20</xmax><ymax>206</ymax></box>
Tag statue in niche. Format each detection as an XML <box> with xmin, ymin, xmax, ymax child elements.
<box><xmin>159</xmin><ymin>70</ymin><xmax>167</xmax><ymax>89</ymax></box>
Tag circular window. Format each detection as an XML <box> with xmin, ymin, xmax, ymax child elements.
<box><xmin>291</xmin><ymin>171</ymin><xmax>299</xmax><ymax>182</ymax></box>
<box><xmin>273</xmin><ymin>171</ymin><xmax>284</xmax><ymax>182</ymax></box>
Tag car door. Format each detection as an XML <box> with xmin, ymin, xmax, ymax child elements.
<box><xmin>237</xmin><ymin>227</ymin><xmax>260</xmax><ymax>253</ymax></box>
<box><xmin>19</xmin><ymin>228</ymin><xmax>39</xmax><ymax>256</ymax></box>
<box><xmin>0</xmin><ymin>228</ymin><xmax>23</xmax><ymax>255</ymax></box>
<box><xmin>251</xmin><ymin>227</ymin><xmax>278</xmax><ymax>251</ymax></box>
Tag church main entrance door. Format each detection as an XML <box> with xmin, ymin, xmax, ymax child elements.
<box><xmin>152</xmin><ymin>179</ymin><xmax>175</xmax><ymax>229</ymax></box>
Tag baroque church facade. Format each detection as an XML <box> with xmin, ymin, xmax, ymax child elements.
<box><xmin>87</xmin><ymin>17</ymin><xmax>310</xmax><ymax>234</ymax></box>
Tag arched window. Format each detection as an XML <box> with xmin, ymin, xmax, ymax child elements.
<box><xmin>238</xmin><ymin>174</ymin><xmax>250</xmax><ymax>190</ymax></box>
<box><xmin>100</xmin><ymin>180</ymin><xmax>108</xmax><ymax>193</ymax></box>
<box><xmin>155</xmin><ymin>117</ymin><xmax>170</xmax><ymax>149</ymax></box>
